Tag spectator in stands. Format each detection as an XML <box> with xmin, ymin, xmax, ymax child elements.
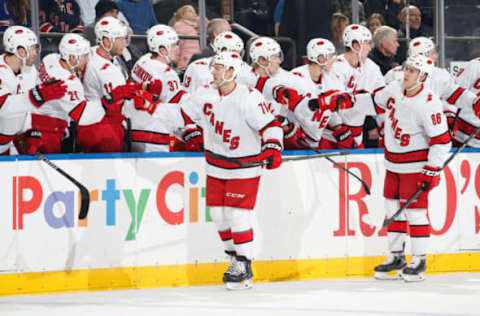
<box><xmin>364</xmin><ymin>0</ymin><xmax>405</xmax><ymax>29</ymax></box>
<box><xmin>77</xmin><ymin>0</ymin><xmax>99</xmax><ymax>27</ymax></box>
<box><xmin>331</xmin><ymin>13</ymin><xmax>349</xmax><ymax>54</ymax></box>
<box><xmin>367</xmin><ymin>13</ymin><xmax>385</xmax><ymax>35</ymax></box>
<box><xmin>333</xmin><ymin>0</ymin><xmax>366</xmax><ymax>24</ymax></box>
<box><xmin>172</xmin><ymin>5</ymin><xmax>205</xmax><ymax>71</ymax></box>
<box><xmin>369</xmin><ymin>25</ymin><xmax>399</xmax><ymax>75</ymax></box>
<box><xmin>274</xmin><ymin>0</ymin><xmax>285</xmax><ymax>36</ymax></box>
<box><xmin>189</xmin><ymin>18</ymin><xmax>231</xmax><ymax>63</ymax></box>
<box><xmin>0</xmin><ymin>0</ymin><xmax>30</xmax><ymax>31</ymax></box>
<box><xmin>116</xmin><ymin>0</ymin><xmax>158</xmax><ymax>34</ymax></box>
<box><xmin>395</xmin><ymin>5</ymin><xmax>432</xmax><ymax>64</ymax></box>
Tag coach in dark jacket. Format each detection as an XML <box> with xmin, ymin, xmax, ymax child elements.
<box><xmin>369</xmin><ymin>25</ymin><xmax>399</xmax><ymax>75</ymax></box>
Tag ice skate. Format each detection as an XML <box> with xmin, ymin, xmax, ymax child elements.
<box><xmin>224</xmin><ymin>255</ymin><xmax>253</xmax><ymax>290</ymax></box>
<box><xmin>222</xmin><ymin>250</ymin><xmax>238</xmax><ymax>283</ymax></box>
<box><xmin>374</xmin><ymin>253</ymin><xmax>406</xmax><ymax>280</ymax></box>
<box><xmin>403</xmin><ymin>255</ymin><xmax>426</xmax><ymax>282</ymax></box>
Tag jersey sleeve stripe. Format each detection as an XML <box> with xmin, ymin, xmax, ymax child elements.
<box><xmin>255</xmin><ymin>77</ymin><xmax>269</xmax><ymax>93</ymax></box>
<box><xmin>0</xmin><ymin>94</ymin><xmax>10</xmax><ymax>110</ymax></box>
<box><xmin>0</xmin><ymin>133</ymin><xmax>14</xmax><ymax>145</ymax></box>
<box><xmin>169</xmin><ymin>90</ymin><xmax>188</xmax><ymax>103</ymax></box>
<box><xmin>429</xmin><ymin>131</ymin><xmax>451</xmax><ymax>146</ymax></box>
<box><xmin>457</xmin><ymin>117</ymin><xmax>480</xmax><ymax>140</ymax></box>
<box><xmin>180</xmin><ymin>109</ymin><xmax>195</xmax><ymax>125</ymax></box>
<box><xmin>385</xmin><ymin>149</ymin><xmax>429</xmax><ymax>164</ymax></box>
<box><xmin>131</xmin><ymin>130</ymin><xmax>170</xmax><ymax>145</ymax></box>
<box><xmin>68</xmin><ymin>101</ymin><xmax>87</xmax><ymax>123</ymax></box>
<box><xmin>259</xmin><ymin>118</ymin><xmax>281</xmax><ymax>136</ymax></box>
<box><xmin>446</xmin><ymin>87</ymin><xmax>466</xmax><ymax>105</ymax></box>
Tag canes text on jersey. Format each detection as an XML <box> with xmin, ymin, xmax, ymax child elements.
<box><xmin>386</xmin><ymin>97</ymin><xmax>410</xmax><ymax>146</ymax></box>
<box><xmin>203</xmin><ymin>103</ymin><xmax>240</xmax><ymax>150</ymax></box>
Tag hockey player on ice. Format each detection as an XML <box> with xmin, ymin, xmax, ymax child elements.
<box><xmin>180</xmin><ymin>51</ymin><xmax>283</xmax><ymax>290</ymax></box>
<box><xmin>328</xmin><ymin>54</ymin><xmax>451</xmax><ymax>282</ymax></box>
<box><xmin>384</xmin><ymin>36</ymin><xmax>480</xmax><ymax>144</ymax></box>
<box><xmin>0</xmin><ymin>25</ymin><xmax>67</xmax><ymax>155</ymax></box>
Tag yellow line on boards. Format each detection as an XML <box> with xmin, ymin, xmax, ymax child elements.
<box><xmin>1</xmin><ymin>253</ymin><xmax>480</xmax><ymax>296</ymax></box>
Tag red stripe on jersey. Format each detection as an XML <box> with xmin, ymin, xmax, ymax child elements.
<box><xmin>409</xmin><ymin>224</ymin><xmax>431</xmax><ymax>237</ymax></box>
<box><xmin>180</xmin><ymin>109</ymin><xmax>195</xmax><ymax>125</ymax></box>
<box><xmin>0</xmin><ymin>133</ymin><xmax>14</xmax><ymax>145</ymax></box>
<box><xmin>169</xmin><ymin>90</ymin><xmax>188</xmax><ymax>103</ymax></box>
<box><xmin>446</xmin><ymin>87</ymin><xmax>465</xmax><ymax>105</ymax></box>
<box><xmin>289</xmin><ymin>95</ymin><xmax>305</xmax><ymax>112</ymax></box>
<box><xmin>457</xmin><ymin>117</ymin><xmax>480</xmax><ymax>140</ymax></box>
<box><xmin>385</xmin><ymin>149</ymin><xmax>429</xmax><ymax>164</ymax></box>
<box><xmin>218</xmin><ymin>229</ymin><xmax>232</xmax><ymax>241</ymax></box>
<box><xmin>298</xmin><ymin>125</ymin><xmax>317</xmax><ymax>142</ymax></box>
<box><xmin>69</xmin><ymin>101</ymin><xmax>87</xmax><ymax>123</ymax></box>
<box><xmin>40</xmin><ymin>23</ymin><xmax>53</xmax><ymax>33</ymax></box>
<box><xmin>255</xmin><ymin>77</ymin><xmax>269</xmax><ymax>93</ymax></box>
<box><xmin>0</xmin><ymin>94</ymin><xmax>10</xmax><ymax>110</ymax></box>
<box><xmin>387</xmin><ymin>220</ymin><xmax>407</xmax><ymax>233</ymax></box>
<box><xmin>131</xmin><ymin>130</ymin><xmax>170</xmax><ymax>145</ymax></box>
<box><xmin>372</xmin><ymin>87</ymin><xmax>386</xmax><ymax>114</ymax></box>
<box><xmin>259</xmin><ymin>119</ymin><xmax>281</xmax><ymax>136</ymax></box>
<box><xmin>429</xmin><ymin>131</ymin><xmax>451</xmax><ymax>146</ymax></box>
<box><xmin>205</xmin><ymin>150</ymin><xmax>260</xmax><ymax>170</ymax></box>
<box><xmin>232</xmin><ymin>229</ymin><xmax>253</xmax><ymax>244</ymax></box>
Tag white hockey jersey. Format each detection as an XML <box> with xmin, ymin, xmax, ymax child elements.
<box><xmin>131</xmin><ymin>53</ymin><xmax>184</xmax><ymax>103</ymax></box>
<box><xmin>0</xmin><ymin>54</ymin><xmax>38</xmax><ymax>153</ymax></box>
<box><xmin>36</xmin><ymin>53</ymin><xmax>105</xmax><ymax>126</ymax></box>
<box><xmin>354</xmin><ymin>80</ymin><xmax>451</xmax><ymax>173</ymax></box>
<box><xmin>454</xmin><ymin>58</ymin><xmax>480</xmax><ymax>147</ymax></box>
<box><xmin>182</xmin><ymin>56</ymin><xmax>257</xmax><ymax>94</ymax></box>
<box><xmin>330</xmin><ymin>55</ymin><xmax>385</xmax><ymax>145</ymax></box>
<box><xmin>180</xmin><ymin>83</ymin><xmax>283</xmax><ymax>179</ymax></box>
<box><xmin>289</xmin><ymin>64</ymin><xmax>345</xmax><ymax>145</ymax></box>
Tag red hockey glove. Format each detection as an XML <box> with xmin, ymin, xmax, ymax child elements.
<box><xmin>133</xmin><ymin>90</ymin><xmax>161</xmax><ymax>115</ymax></box>
<box><xmin>259</xmin><ymin>141</ymin><xmax>282</xmax><ymax>169</ymax></box>
<box><xmin>417</xmin><ymin>165</ymin><xmax>441</xmax><ymax>192</ymax></box>
<box><xmin>182</xmin><ymin>125</ymin><xmax>203</xmax><ymax>152</ymax></box>
<box><xmin>109</xmin><ymin>84</ymin><xmax>138</xmax><ymax>103</ymax></box>
<box><xmin>145</xmin><ymin>79</ymin><xmax>162</xmax><ymax>96</ymax></box>
<box><xmin>473</xmin><ymin>97</ymin><xmax>480</xmax><ymax>119</ymax></box>
<box><xmin>333</xmin><ymin>125</ymin><xmax>356</xmax><ymax>149</ymax></box>
<box><xmin>273</xmin><ymin>86</ymin><xmax>303</xmax><ymax>111</ymax></box>
<box><xmin>29</xmin><ymin>79</ymin><xmax>67</xmax><ymax>108</ymax></box>
<box><xmin>331</xmin><ymin>92</ymin><xmax>354</xmax><ymax>110</ymax></box>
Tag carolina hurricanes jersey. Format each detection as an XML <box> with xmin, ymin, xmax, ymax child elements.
<box><xmin>36</xmin><ymin>53</ymin><xmax>105</xmax><ymax>126</ymax></box>
<box><xmin>182</xmin><ymin>56</ymin><xmax>257</xmax><ymax>94</ymax></box>
<box><xmin>354</xmin><ymin>80</ymin><xmax>451</xmax><ymax>173</ymax></box>
<box><xmin>0</xmin><ymin>54</ymin><xmax>38</xmax><ymax>153</ymax></box>
<box><xmin>330</xmin><ymin>55</ymin><xmax>385</xmax><ymax>145</ymax></box>
<box><xmin>454</xmin><ymin>58</ymin><xmax>480</xmax><ymax>147</ymax></box>
<box><xmin>180</xmin><ymin>83</ymin><xmax>283</xmax><ymax>179</ymax></box>
<box><xmin>131</xmin><ymin>53</ymin><xmax>184</xmax><ymax>103</ymax></box>
<box><xmin>290</xmin><ymin>64</ymin><xmax>345</xmax><ymax>144</ymax></box>
<box><xmin>83</xmin><ymin>46</ymin><xmax>128</xmax><ymax>100</ymax></box>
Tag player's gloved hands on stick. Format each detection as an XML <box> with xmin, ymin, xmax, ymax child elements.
<box><xmin>417</xmin><ymin>165</ymin><xmax>441</xmax><ymax>192</ymax></box>
<box><xmin>259</xmin><ymin>141</ymin><xmax>282</xmax><ymax>169</ymax></box>
<box><xmin>29</xmin><ymin>79</ymin><xmax>68</xmax><ymax>107</ymax></box>
<box><xmin>333</xmin><ymin>125</ymin><xmax>356</xmax><ymax>149</ymax></box>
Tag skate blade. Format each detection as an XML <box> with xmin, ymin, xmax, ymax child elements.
<box><xmin>374</xmin><ymin>270</ymin><xmax>403</xmax><ymax>280</ymax></box>
<box><xmin>226</xmin><ymin>279</ymin><xmax>253</xmax><ymax>290</ymax></box>
<box><xmin>403</xmin><ymin>273</ymin><xmax>425</xmax><ymax>282</ymax></box>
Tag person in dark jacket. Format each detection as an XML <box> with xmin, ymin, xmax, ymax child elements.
<box><xmin>189</xmin><ymin>18</ymin><xmax>230</xmax><ymax>63</ymax></box>
<box><xmin>369</xmin><ymin>25</ymin><xmax>399</xmax><ymax>75</ymax></box>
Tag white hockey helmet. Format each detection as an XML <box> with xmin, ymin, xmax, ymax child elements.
<box><xmin>408</xmin><ymin>36</ymin><xmax>435</xmax><ymax>57</ymax></box>
<box><xmin>307</xmin><ymin>38</ymin><xmax>336</xmax><ymax>64</ymax></box>
<box><xmin>3</xmin><ymin>25</ymin><xmax>38</xmax><ymax>57</ymax></box>
<box><xmin>213</xmin><ymin>31</ymin><xmax>244</xmax><ymax>54</ymax></box>
<box><xmin>405</xmin><ymin>54</ymin><xmax>434</xmax><ymax>77</ymax></box>
<box><xmin>213</xmin><ymin>51</ymin><xmax>243</xmax><ymax>78</ymax></box>
<box><xmin>59</xmin><ymin>33</ymin><xmax>90</xmax><ymax>62</ymax></box>
<box><xmin>95</xmin><ymin>16</ymin><xmax>129</xmax><ymax>44</ymax></box>
<box><xmin>343</xmin><ymin>24</ymin><xmax>372</xmax><ymax>49</ymax></box>
<box><xmin>249</xmin><ymin>37</ymin><xmax>283</xmax><ymax>64</ymax></box>
<box><xmin>146</xmin><ymin>24</ymin><xmax>179</xmax><ymax>54</ymax></box>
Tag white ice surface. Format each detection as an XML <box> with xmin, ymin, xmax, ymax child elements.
<box><xmin>1</xmin><ymin>272</ymin><xmax>480</xmax><ymax>316</ymax></box>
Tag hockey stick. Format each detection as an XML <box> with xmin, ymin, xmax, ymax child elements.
<box><xmin>16</xmin><ymin>138</ymin><xmax>90</xmax><ymax>220</ymax></box>
<box><xmin>382</xmin><ymin>125</ymin><xmax>480</xmax><ymax>227</ymax></box>
<box><xmin>208</xmin><ymin>150</ymin><xmax>350</xmax><ymax>168</ymax></box>
<box><xmin>297</xmin><ymin>138</ymin><xmax>370</xmax><ymax>194</ymax></box>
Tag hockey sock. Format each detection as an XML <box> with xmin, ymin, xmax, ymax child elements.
<box><xmin>406</xmin><ymin>208</ymin><xmax>430</xmax><ymax>256</ymax></box>
<box><xmin>226</xmin><ymin>207</ymin><xmax>254</xmax><ymax>260</ymax></box>
<box><xmin>385</xmin><ymin>199</ymin><xmax>407</xmax><ymax>253</ymax></box>
<box><xmin>210</xmin><ymin>206</ymin><xmax>234</xmax><ymax>252</ymax></box>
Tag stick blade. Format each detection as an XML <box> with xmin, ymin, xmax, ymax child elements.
<box><xmin>78</xmin><ymin>187</ymin><xmax>91</xmax><ymax>220</ymax></box>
